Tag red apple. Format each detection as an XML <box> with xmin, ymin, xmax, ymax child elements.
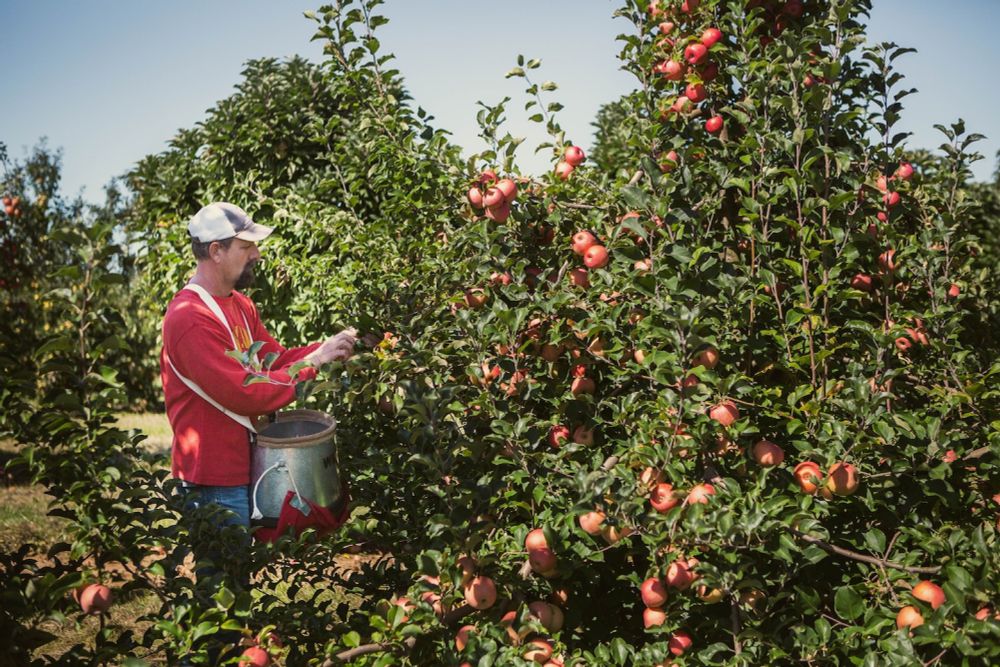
<box><xmin>947</xmin><ymin>283</ymin><xmax>960</xmax><ymax>299</ymax></box>
<box><xmin>641</xmin><ymin>577</ymin><xmax>669</xmax><ymax>608</ymax></box>
<box><xmin>659</xmin><ymin>150</ymin><xmax>680</xmax><ymax>173</ymax></box>
<box><xmin>524</xmin><ymin>638</ymin><xmax>553</xmax><ymax>663</ymax></box>
<box><xmin>457</xmin><ymin>555</ymin><xmax>477</xmax><ymax>584</ymax></box>
<box><xmin>895</xmin><ymin>336</ymin><xmax>912</xmax><ymax>352</ymax></box>
<box><xmin>692</xmin><ymin>347</ymin><xmax>719</xmax><ymax>369</ymax></box>
<box><xmin>783</xmin><ymin>0</ymin><xmax>804</xmax><ymax>17</ymax></box>
<box><xmin>579</xmin><ymin>510</ymin><xmax>606</xmax><ymax>535</ymax></box>
<box><xmin>572</xmin><ymin>230</ymin><xmax>598</xmax><ymax>255</ymax></box>
<box><xmin>464</xmin><ymin>288</ymin><xmax>488</xmax><ymax>310</ymax></box>
<box><xmin>705</xmin><ymin>116</ymin><xmax>724</xmax><ymax>134</ymax></box>
<box><xmin>687</xmin><ymin>483</ymin><xmax>716</xmax><ymax>505</ymax></box>
<box><xmin>895</xmin><ymin>161</ymin><xmax>914</xmax><ymax>180</ymax></box>
<box><xmin>752</xmin><ymin>440</ymin><xmax>784</xmax><ymax>466</ymax></box>
<box><xmin>883</xmin><ymin>191</ymin><xmax>901</xmax><ymax>208</ymax></box>
<box><xmin>528</xmin><ymin>547</ymin><xmax>558</xmax><ymax>574</ymax></box>
<box><xmin>484</xmin><ymin>187</ymin><xmax>504</xmax><ymax>208</ymax></box>
<box><xmin>490</xmin><ymin>272</ymin><xmax>513</xmax><ymax>287</ymax></box>
<box><xmin>668</xmin><ymin>630</ymin><xmax>693</xmax><ymax>655</ymax></box>
<box><xmin>701</xmin><ymin>28</ymin><xmax>723</xmax><ymax>48</ymax></box>
<box><xmin>486</xmin><ymin>200</ymin><xmax>511</xmax><ymax>222</ymax></box>
<box><xmin>643</xmin><ymin>607</ymin><xmax>667</xmax><ymax>628</ymax></box>
<box><xmin>467</xmin><ymin>187</ymin><xmax>484</xmax><ymax>208</ymax></box>
<box><xmin>684</xmin><ymin>43</ymin><xmax>708</xmax><ymax>65</ymax></box>
<box><xmin>912</xmin><ymin>581</ymin><xmax>945</xmax><ymax>610</ymax></box>
<box><xmin>650</xmin><ymin>483</ymin><xmax>679</xmax><ymax>512</ymax></box>
<box><xmin>478</xmin><ymin>169</ymin><xmax>498</xmax><ymax>187</ymax></box>
<box><xmin>685</xmin><ymin>82</ymin><xmax>707</xmax><ymax>103</ymax></box>
<box><xmin>698</xmin><ymin>585</ymin><xmax>724</xmax><ymax>603</ymax></box>
<box><xmin>528</xmin><ymin>601</ymin><xmax>564</xmax><ymax>632</ymax></box>
<box><xmin>564</xmin><ymin>145</ymin><xmax>586</xmax><ymax>167</ymax></box>
<box><xmin>455</xmin><ymin>624</ymin><xmax>476</xmax><ymax>651</ymax></box>
<box><xmin>700</xmin><ymin>61</ymin><xmax>719</xmax><ymax>82</ymax></box>
<box><xmin>548</xmin><ymin>425</ymin><xmax>570</xmax><ymax>448</ymax></box>
<box><xmin>709</xmin><ymin>401</ymin><xmax>739</xmax><ymax>426</ymax></box>
<box><xmin>896</xmin><ymin>605</ymin><xmax>924</xmax><ymax>630</ymax></box>
<box><xmin>793</xmin><ymin>461</ymin><xmax>822</xmax><ymax>494</ymax></box>
<box><xmin>826</xmin><ymin>462</ymin><xmax>859</xmax><ymax>496</ymax></box>
<box><xmin>571</xmin><ymin>376</ymin><xmax>596</xmax><ymax>395</ymax></box>
<box><xmin>601</xmin><ymin>524</ymin><xmax>633</xmax><ymax>545</ymax></box>
<box><xmin>496</xmin><ymin>177</ymin><xmax>517</xmax><ymax>202</ymax></box>
<box><xmin>239</xmin><ymin>646</ymin><xmax>270</xmax><ymax>667</ymax></box>
<box><xmin>665</xmin><ymin>560</ymin><xmax>694</xmax><ymax>589</ymax></box>
<box><xmin>662</xmin><ymin>59</ymin><xmax>685</xmax><ymax>80</ymax></box>
<box><xmin>525</xmin><ymin>528</ymin><xmax>549</xmax><ymax>552</ymax></box>
<box><xmin>851</xmin><ymin>273</ymin><xmax>873</xmax><ymax>292</ymax></box>
<box><xmin>555</xmin><ymin>161</ymin><xmax>574</xmax><ymax>180</ymax></box>
<box><xmin>464</xmin><ymin>576</ymin><xmax>497</xmax><ymax>609</ymax></box>
<box><xmin>79</xmin><ymin>584</ymin><xmax>112</xmax><ymax>615</ymax></box>
<box><xmin>583</xmin><ymin>244</ymin><xmax>609</xmax><ymax>269</ymax></box>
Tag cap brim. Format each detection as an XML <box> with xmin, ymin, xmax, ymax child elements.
<box><xmin>233</xmin><ymin>222</ymin><xmax>274</xmax><ymax>242</ymax></box>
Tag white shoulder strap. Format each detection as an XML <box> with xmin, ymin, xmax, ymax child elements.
<box><xmin>183</xmin><ymin>283</ymin><xmax>238</xmax><ymax>348</ymax></box>
<box><xmin>166</xmin><ymin>283</ymin><xmax>259</xmax><ymax>433</ymax></box>
<box><xmin>164</xmin><ymin>351</ymin><xmax>257</xmax><ymax>433</ymax></box>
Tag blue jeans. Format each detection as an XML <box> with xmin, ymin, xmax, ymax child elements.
<box><xmin>179</xmin><ymin>482</ymin><xmax>251</xmax><ymax>589</ymax></box>
<box><xmin>180</xmin><ymin>482</ymin><xmax>250</xmax><ymax>528</ymax></box>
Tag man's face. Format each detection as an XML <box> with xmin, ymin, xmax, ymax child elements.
<box><xmin>217</xmin><ymin>239</ymin><xmax>261</xmax><ymax>290</ymax></box>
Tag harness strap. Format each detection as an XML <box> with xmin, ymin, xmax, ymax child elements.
<box><xmin>164</xmin><ymin>283</ymin><xmax>259</xmax><ymax>433</ymax></box>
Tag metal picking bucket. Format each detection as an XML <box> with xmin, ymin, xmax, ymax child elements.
<box><xmin>250</xmin><ymin>409</ymin><xmax>345</xmax><ymax>528</ymax></box>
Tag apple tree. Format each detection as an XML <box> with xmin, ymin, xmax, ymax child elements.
<box><xmin>8</xmin><ymin>0</ymin><xmax>1000</xmax><ymax>665</ymax></box>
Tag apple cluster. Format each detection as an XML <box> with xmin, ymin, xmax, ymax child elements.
<box><xmin>447</xmin><ymin>547</ymin><xmax>568</xmax><ymax>665</ymax></box>
<box><xmin>467</xmin><ymin>169</ymin><xmax>519</xmax><ymax>223</ymax></box>
<box><xmin>2</xmin><ymin>194</ymin><xmax>21</xmax><ymax>218</ymax></box>
<box><xmin>648</xmin><ymin>0</ymin><xmax>726</xmax><ymax>136</ymax></box>
<box><xmin>554</xmin><ymin>145</ymin><xmax>586</xmax><ymax>181</ymax></box>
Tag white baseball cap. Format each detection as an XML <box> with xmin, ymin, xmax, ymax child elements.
<box><xmin>187</xmin><ymin>202</ymin><xmax>274</xmax><ymax>243</ymax></box>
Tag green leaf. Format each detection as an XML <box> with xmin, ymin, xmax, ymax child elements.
<box><xmin>834</xmin><ymin>586</ymin><xmax>864</xmax><ymax>621</ymax></box>
<box><xmin>863</xmin><ymin>529</ymin><xmax>886</xmax><ymax>553</ymax></box>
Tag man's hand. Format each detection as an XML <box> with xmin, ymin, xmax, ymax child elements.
<box><xmin>305</xmin><ymin>327</ymin><xmax>358</xmax><ymax>365</ymax></box>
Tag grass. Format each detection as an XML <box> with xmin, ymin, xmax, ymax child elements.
<box><xmin>116</xmin><ymin>411</ymin><xmax>173</xmax><ymax>455</ymax></box>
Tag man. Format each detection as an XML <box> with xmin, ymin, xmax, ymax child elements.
<box><xmin>160</xmin><ymin>202</ymin><xmax>357</xmax><ymax>571</ymax></box>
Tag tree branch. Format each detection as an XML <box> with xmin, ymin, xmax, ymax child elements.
<box><xmin>789</xmin><ymin>528</ymin><xmax>941</xmax><ymax>574</ymax></box>
<box><xmin>319</xmin><ymin>605</ymin><xmax>475</xmax><ymax>666</ymax></box>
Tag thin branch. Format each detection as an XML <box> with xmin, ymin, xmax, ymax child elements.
<box><xmin>322</xmin><ymin>637</ymin><xmax>416</xmax><ymax>666</ymax></box>
<box><xmin>730</xmin><ymin>599</ymin><xmax>742</xmax><ymax>656</ymax></box>
<box><xmin>319</xmin><ymin>605</ymin><xmax>474</xmax><ymax>666</ymax></box>
<box><xmin>789</xmin><ymin>528</ymin><xmax>941</xmax><ymax>574</ymax></box>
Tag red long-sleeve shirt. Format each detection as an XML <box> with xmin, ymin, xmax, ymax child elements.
<box><xmin>160</xmin><ymin>287</ymin><xmax>321</xmax><ymax>486</ymax></box>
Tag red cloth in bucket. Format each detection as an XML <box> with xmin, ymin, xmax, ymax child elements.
<box><xmin>254</xmin><ymin>489</ymin><xmax>350</xmax><ymax>543</ymax></box>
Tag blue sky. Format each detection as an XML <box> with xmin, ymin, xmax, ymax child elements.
<box><xmin>2</xmin><ymin>1</ymin><xmax>998</xmax><ymax>204</ymax></box>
